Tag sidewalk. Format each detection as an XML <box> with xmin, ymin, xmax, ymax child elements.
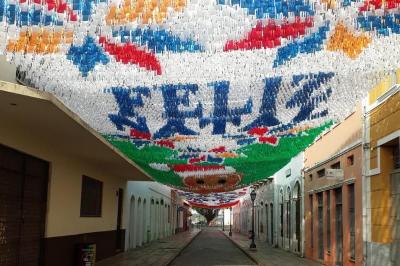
<box><xmin>97</xmin><ymin>229</ymin><xmax>201</xmax><ymax>266</ymax></box>
<box><xmin>222</xmin><ymin>231</ymin><xmax>321</xmax><ymax>266</ymax></box>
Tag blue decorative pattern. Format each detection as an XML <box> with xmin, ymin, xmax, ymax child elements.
<box><xmin>243</xmin><ymin>77</ymin><xmax>282</xmax><ymax>130</ymax></box>
<box><xmin>108</xmin><ymin>87</ymin><xmax>151</xmax><ymax>133</ymax></box>
<box><xmin>274</xmin><ymin>23</ymin><xmax>330</xmax><ymax>67</ymax></box>
<box><xmin>218</xmin><ymin>0</ymin><xmax>314</xmax><ymax>19</ymax></box>
<box><xmin>66</xmin><ymin>36</ymin><xmax>109</xmax><ymax>77</ymax></box>
<box><xmin>155</xmin><ymin>84</ymin><xmax>203</xmax><ymax>139</ymax></box>
<box><xmin>0</xmin><ymin>0</ymin><xmax>5</xmax><ymax>21</ymax></box>
<box><xmin>113</xmin><ymin>28</ymin><xmax>203</xmax><ymax>53</ymax></box>
<box><xmin>286</xmin><ymin>72</ymin><xmax>334</xmax><ymax>122</ymax></box>
<box><xmin>200</xmin><ymin>81</ymin><xmax>253</xmax><ymax>134</ymax></box>
<box><xmin>357</xmin><ymin>14</ymin><xmax>400</xmax><ymax>35</ymax></box>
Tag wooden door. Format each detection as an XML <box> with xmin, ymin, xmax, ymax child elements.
<box><xmin>0</xmin><ymin>145</ymin><xmax>48</xmax><ymax>266</ymax></box>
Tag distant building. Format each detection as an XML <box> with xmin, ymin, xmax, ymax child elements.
<box><xmin>304</xmin><ymin>105</ymin><xmax>363</xmax><ymax>266</ymax></box>
<box><xmin>232</xmin><ymin>152</ymin><xmax>304</xmax><ymax>256</ymax></box>
<box><xmin>363</xmin><ymin>73</ymin><xmax>400</xmax><ymax>266</ymax></box>
<box><xmin>125</xmin><ymin>182</ymin><xmax>184</xmax><ymax>250</ymax></box>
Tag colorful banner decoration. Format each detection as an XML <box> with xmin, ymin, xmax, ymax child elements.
<box><xmin>1</xmin><ymin>0</ymin><xmax>399</xmax><ymax>207</ymax></box>
<box><xmin>178</xmin><ymin>189</ymin><xmax>246</xmax><ymax>209</ymax></box>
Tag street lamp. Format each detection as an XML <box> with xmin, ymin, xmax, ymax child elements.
<box><xmin>250</xmin><ymin>189</ymin><xmax>257</xmax><ymax>249</ymax></box>
<box><xmin>229</xmin><ymin>207</ymin><xmax>233</xmax><ymax>236</ymax></box>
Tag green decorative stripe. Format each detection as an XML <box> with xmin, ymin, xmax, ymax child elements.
<box><xmin>103</xmin><ymin>121</ymin><xmax>332</xmax><ymax>190</ymax></box>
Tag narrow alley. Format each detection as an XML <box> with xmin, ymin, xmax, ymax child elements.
<box><xmin>170</xmin><ymin>227</ymin><xmax>255</xmax><ymax>266</ymax></box>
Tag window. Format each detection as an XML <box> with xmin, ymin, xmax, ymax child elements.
<box><xmin>80</xmin><ymin>175</ymin><xmax>103</xmax><ymax>217</ymax></box>
<box><xmin>317</xmin><ymin>193</ymin><xmax>324</xmax><ymax>260</ymax></box>
<box><xmin>317</xmin><ymin>169</ymin><xmax>325</xmax><ymax>178</ymax></box>
<box><xmin>326</xmin><ymin>191</ymin><xmax>331</xmax><ymax>253</ymax></box>
<box><xmin>168</xmin><ymin>205</ymin><xmax>171</xmax><ymax>223</ymax></box>
<box><xmin>286</xmin><ymin>168</ymin><xmax>291</xmax><ymax>177</ymax></box>
<box><xmin>347</xmin><ymin>155</ymin><xmax>354</xmax><ymax>166</ymax></box>
<box><xmin>331</xmin><ymin>162</ymin><xmax>341</xmax><ymax>169</ymax></box>
<box><xmin>349</xmin><ymin>184</ymin><xmax>355</xmax><ymax>260</ymax></box>
<box><xmin>309</xmin><ymin>174</ymin><xmax>313</xmax><ymax>181</ymax></box>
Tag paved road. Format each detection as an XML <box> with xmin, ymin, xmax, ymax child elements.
<box><xmin>170</xmin><ymin>227</ymin><xmax>255</xmax><ymax>266</ymax></box>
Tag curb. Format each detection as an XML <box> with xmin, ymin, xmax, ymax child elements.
<box><xmin>220</xmin><ymin>230</ymin><xmax>260</xmax><ymax>265</ymax></box>
<box><xmin>165</xmin><ymin>229</ymin><xmax>202</xmax><ymax>265</ymax></box>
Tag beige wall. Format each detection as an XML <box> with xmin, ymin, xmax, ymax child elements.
<box><xmin>46</xmin><ymin>157</ymin><xmax>127</xmax><ymax>237</ymax></box>
<box><xmin>0</xmin><ymin>56</ymin><xmax>16</xmax><ymax>83</ymax></box>
<box><xmin>0</xmin><ymin>102</ymin><xmax>128</xmax><ymax>238</ymax></box>
<box><xmin>305</xmin><ymin>104</ymin><xmax>362</xmax><ymax>169</ymax></box>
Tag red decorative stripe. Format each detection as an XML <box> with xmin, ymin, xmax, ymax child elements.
<box><xmin>188</xmin><ymin>200</ymin><xmax>240</xmax><ymax>209</ymax></box>
<box><xmin>359</xmin><ymin>0</ymin><xmax>400</xmax><ymax>11</ymax></box>
<box><xmin>130</xmin><ymin>129</ymin><xmax>151</xmax><ymax>140</ymax></box>
<box><xmin>172</xmin><ymin>164</ymin><xmax>225</xmax><ymax>172</ymax></box>
<box><xmin>224</xmin><ymin>17</ymin><xmax>314</xmax><ymax>51</ymax></box>
<box><xmin>155</xmin><ymin>140</ymin><xmax>175</xmax><ymax>149</ymax></box>
<box><xmin>259</xmin><ymin>136</ymin><xmax>278</xmax><ymax>145</ymax></box>
<box><xmin>359</xmin><ymin>0</ymin><xmax>382</xmax><ymax>11</ymax></box>
<box><xmin>189</xmin><ymin>155</ymin><xmax>206</xmax><ymax>164</ymax></box>
<box><xmin>209</xmin><ymin>146</ymin><xmax>226</xmax><ymax>153</ymax></box>
<box><xmin>99</xmin><ymin>37</ymin><xmax>162</xmax><ymax>75</ymax></box>
<box><xmin>36</xmin><ymin>0</ymin><xmax>78</xmax><ymax>21</ymax></box>
<box><xmin>248</xmin><ymin>127</ymin><xmax>269</xmax><ymax>136</ymax></box>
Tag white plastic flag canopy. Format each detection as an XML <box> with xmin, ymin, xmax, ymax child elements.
<box><xmin>1</xmin><ymin>0</ymin><xmax>399</xmax><ymax>207</ymax></box>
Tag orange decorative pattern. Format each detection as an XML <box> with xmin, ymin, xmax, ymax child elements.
<box><xmin>327</xmin><ymin>22</ymin><xmax>371</xmax><ymax>59</ymax></box>
<box><xmin>321</xmin><ymin>0</ymin><xmax>336</xmax><ymax>8</ymax></box>
<box><xmin>6</xmin><ymin>29</ymin><xmax>73</xmax><ymax>54</ymax></box>
<box><xmin>105</xmin><ymin>0</ymin><xmax>187</xmax><ymax>25</ymax></box>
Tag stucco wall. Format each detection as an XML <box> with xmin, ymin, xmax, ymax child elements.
<box><xmin>124</xmin><ymin>181</ymin><xmax>176</xmax><ymax>250</ymax></box>
<box><xmin>305</xmin><ymin>105</ymin><xmax>362</xmax><ymax>169</ymax></box>
<box><xmin>0</xmin><ymin>101</ymin><xmax>128</xmax><ymax>237</ymax></box>
<box><xmin>272</xmin><ymin>152</ymin><xmax>304</xmax><ymax>254</ymax></box>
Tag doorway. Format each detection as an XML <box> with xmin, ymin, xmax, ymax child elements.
<box><xmin>0</xmin><ymin>144</ymin><xmax>49</xmax><ymax>266</ymax></box>
<box><xmin>270</xmin><ymin>203</ymin><xmax>274</xmax><ymax>245</ymax></box>
<box><xmin>116</xmin><ymin>188</ymin><xmax>123</xmax><ymax>252</ymax></box>
<box><xmin>129</xmin><ymin>196</ymin><xmax>135</xmax><ymax>249</ymax></box>
<box><xmin>392</xmin><ymin>171</ymin><xmax>400</xmax><ymax>264</ymax></box>
<box><xmin>294</xmin><ymin>182</ymin><xmax>301</xmax><ymax>253</ymax></box>
<box><xmin>335</xmin><ymin>188</ymin><xmax>343</xmax><ymax>266</ymax></box>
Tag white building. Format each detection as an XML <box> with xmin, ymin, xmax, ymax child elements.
<box><xmin>233</xmin><ymin>152</ymin><xmax>304</xmax><ymax>256</ymax></box>
<box><xmin>125</xmin><ymin>181</ymin><xmax>189</xmax><ymax>250</ymax></box>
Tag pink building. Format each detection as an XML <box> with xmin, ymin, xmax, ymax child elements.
<box><xmin>304</xmin><ymin>105</ymin><xmax>363</xmax><ymax>266</ymax></box>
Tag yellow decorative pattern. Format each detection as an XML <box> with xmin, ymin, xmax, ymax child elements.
<box><xmin>7</xmin><ymin>29</ymin><xmax>73</xmax><ymax>54</ymax></box>
<box><xmin>106</xmin><ymin>0</ymin><xmax>187</xmax><ymax>25</ymax></box>
<box><xmin>327</xmin><ymin>22</ymin><xmax>371</xmax><ymax>59</ymax></box>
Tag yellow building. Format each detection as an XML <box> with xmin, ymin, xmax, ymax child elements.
<box><xmin>364</xmin><ymin>72</ymin><xmax>400</xmax><ymax>266</ymax></box>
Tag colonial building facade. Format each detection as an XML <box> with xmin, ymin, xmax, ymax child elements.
<box><xmin>363</xmin><ymin>73</ymin><xmax>400</xmax><ymax>266</ymax></box>
<box><xmin>304</xmin><ymin>105</ymin><xmax>363</xmax><ymax>266</ymax></box>
<box><xmin>232</xmin><ymin>153</ymin><xmax>304</xmax><ymax>256</ymax></box>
